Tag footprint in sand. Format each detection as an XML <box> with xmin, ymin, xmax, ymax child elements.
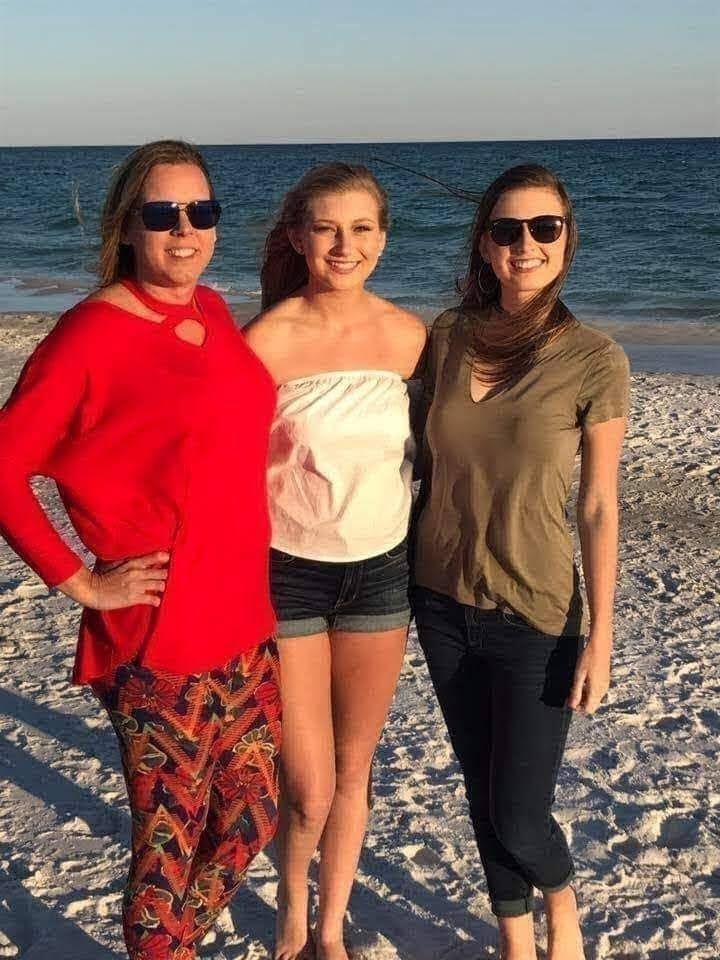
<box><xmin>697</xmin><ymin>708</ymin><xmax>720</xmax><ymax>733</ymax></box>
<box><xmin>651</xmin><ymin>712</ymin><xmax>694</xmax><ymax>734</ymax></box>
<box><xmin>657</xmin><ymin>813</ymin><xmax>702</xmax><ymax>850</ymax></box>
<box><xmin>610</xmin><ymin>834</ymin><xmax>643</xmax><ymax>859</ymax></box>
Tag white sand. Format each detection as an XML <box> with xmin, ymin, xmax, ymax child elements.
<box><xmin>0</xmin><ymin>315</ymin><xmax>718</xmax><ymax>959</ymax></box>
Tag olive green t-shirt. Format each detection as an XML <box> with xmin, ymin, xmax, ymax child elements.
<box><xmin>414</xmin><ymin>309</ymin><xmax>630</xmax><ymax>636</ymax></box>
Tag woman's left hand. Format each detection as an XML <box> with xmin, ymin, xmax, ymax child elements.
<box><xmin>567</xmin><ymin>634</ymin><xmax>612</xmax><ymax>715</ymax></box>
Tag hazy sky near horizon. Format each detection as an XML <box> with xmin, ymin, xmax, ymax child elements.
<box><xmin>1</xmin><ymin>0</ymin><xmax>718</xmax><ymax>146</ymax></box>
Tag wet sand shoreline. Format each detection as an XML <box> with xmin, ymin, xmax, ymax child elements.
<box><xmin>2</xmin><ymin>310</ymin><xmax>720</xmax><ymax>376</ymax></box>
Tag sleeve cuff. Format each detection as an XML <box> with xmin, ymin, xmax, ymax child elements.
<box><xmin>41</xmin><ymin>554</ymin><xmax>85</xmax><ymax>590</ymax></box>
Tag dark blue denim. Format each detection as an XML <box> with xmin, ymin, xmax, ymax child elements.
<box><xmin>412</xmin><ymin>585</ymin><xmax>581</xmax><ymax>917</ymax></box>
<box><xmin>270</xmin><ymin>538</ymin><xmax>411</xmax><ymax>638</ymax></box>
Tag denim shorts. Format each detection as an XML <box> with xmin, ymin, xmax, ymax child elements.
<box><xmin>270</xmin><ymin>538</ymin><xmax>411</xmax><ymax>638</ymax></box>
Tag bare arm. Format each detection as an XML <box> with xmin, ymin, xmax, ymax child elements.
<box><xmin>243</xmin><ymin>311</ymin><xmax>289</xmax><ymax>385</ymax></box>
<box><xmin>568</xmin><ymin>416</ymin><xmax>627</xmax><ymax>714</ymax></box>
<box><xmin>398</xmin><ymin>311</ymin><xmax>429</xmax><ymax>381</ymax></box>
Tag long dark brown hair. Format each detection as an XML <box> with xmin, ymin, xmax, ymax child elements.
<box><xmin>458</xmin><ymin>164</ymin><xmax>578</xmax><ymax>385</ymax></box>
<box><xmin>98</xmin><ymin>139</ymin><xmax>215</xmax><ymax>287</ymax></box>
<box><xmin>260</xmin><ymin>163</ymin><xmax>389</xmax><ymax>310</ymax></box>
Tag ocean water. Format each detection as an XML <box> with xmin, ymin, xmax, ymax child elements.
<box><xmin>1</xmin><ymin>139</ymin><xmax>718</xmax><ymax>324</ymax></box>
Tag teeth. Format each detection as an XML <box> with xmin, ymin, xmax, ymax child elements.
<box><xmin>512</xmin><ymin>259</ymin><xmax>544</xmax><ymax>270</ymax></box>
<box><xmin>168</xmin><ymin>249</ymin><xmax>196</xmax><ymax>258</ymax></box>
<box><xmin>327</xmin><ymin>260</ymin><xmax>359</xmax><ymax>272</ymax></box>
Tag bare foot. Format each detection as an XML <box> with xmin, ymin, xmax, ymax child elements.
<box><xmin>274</xmin><ymin>886</ymin><xmax>310</xmax><ymax>960</ymax></box>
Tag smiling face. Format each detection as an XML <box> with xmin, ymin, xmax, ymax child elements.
<box><xmin>290</xmin><ymin>189</ymin><xmax>387</xmax><ymax>293</ymax></box>
<box><xmin>479</xmin><ymin>186</ymin><xmax>568</xmax><ymax>309</ymax></box>
<box><xmin>122</xmin><ymin>162</ymin><xmax>216</xmax><ymax>293</ymax></box>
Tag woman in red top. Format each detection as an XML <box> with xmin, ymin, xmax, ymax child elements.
<box><xmin>0</xmin><ymin>140</ymin><xmax>281</xmax><ymax>960</ymax></box>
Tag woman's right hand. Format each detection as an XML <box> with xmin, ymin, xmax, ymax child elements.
<box><xmin>58</xmin><ymin>552</ymin><xmax>170</xmax><ymax>610</ymax></box>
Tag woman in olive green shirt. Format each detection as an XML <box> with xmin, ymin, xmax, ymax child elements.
<box><xmin>412</xmin><ymin>164</ymin><xmax>629</xmax><ymax>960</ymax></box>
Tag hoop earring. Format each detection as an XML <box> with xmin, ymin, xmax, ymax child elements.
<box><xmin>477</xmin><ymin>261</ymin><xmax>498</xmax><ymax>296</ymax></box>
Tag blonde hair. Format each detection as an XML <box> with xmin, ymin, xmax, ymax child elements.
<box><xmin>98</xmin><ymin>140</ymin><xmax>215</xmax><ymax>287</ymax></box>
<box><xmin>260</xmin><ymin>163</ymin><xmax>389</xmax><ymax>309</ymax></box>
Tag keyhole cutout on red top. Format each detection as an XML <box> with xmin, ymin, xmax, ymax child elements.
<box><xmin>173</xmin><ymin>318</ymin><xmax>206</xmax><ymax>346</ymax></box>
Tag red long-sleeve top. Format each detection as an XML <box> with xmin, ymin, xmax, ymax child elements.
<box><xmin>0</xmin><ymin>282</ymin><xmax>277</xmax><ymax>684</ymax></box>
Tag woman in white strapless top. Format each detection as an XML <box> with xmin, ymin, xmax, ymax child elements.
<box><xmin>269</xmin><ymin>369</ymin><xmax>415</xmax><ymax>561</ymax></box>
<box><xmin>245</xmin><ymin>163</ymin><xmax>426</xmax><ymax>960</ymax></box>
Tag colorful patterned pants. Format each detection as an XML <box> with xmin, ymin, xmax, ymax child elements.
<box><xmin>92</xmin><ymin>638</ymin><xmax>281</xmax><ymax>960</ymax></box>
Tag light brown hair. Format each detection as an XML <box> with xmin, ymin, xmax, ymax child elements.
<box><xmin>458</xmin><ymin>164</ymin><xmax>578</xmax><ymax>386</ymax></box>
<box><xmin>98</xmin><ymin>140</ymin><xmax>215</xmax><ymax>287</ymax></box>
<box><xmin>260</xmin><ymin>163</ymin><xmax>389</xmax><ymax>310</ymax></box>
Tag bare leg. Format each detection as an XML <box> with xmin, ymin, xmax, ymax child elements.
<box><xmin>315</xmin><ymin>627</ymin><xmax>407</xmax><ymax>958</ymax></box>
<box><xmin>545</xmin><ymin>887</ymin><xmax>585</xmax><ymax>960</ymax></box>
<box><xmin>498</xmin><ymin>914</ymin><xmax>537</xmax><ymax>960</ymax></box>
<box><xmin>274</xmin><ymin>633</ymin><xmax>335</xmax><ymax>960</ymax></box>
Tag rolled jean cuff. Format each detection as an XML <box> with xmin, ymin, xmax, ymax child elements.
<box><xmin>491</xmin><ymin>894</ymin><xmax>534</xmax><ymax>918</ymax></box>
<box><xmin>333</xmin><ymin>609</ymin><xmax>411</xmax><ymax>632</ymax></box>
<box><xmin>274</xmin><ymin>616</ymin><xmax>328</xmax><ymax>639</ymax></box>
<box><xmin>491</xmin><ymin>870</ymin><xmax>574</xmax><ymax>917</ymax></box>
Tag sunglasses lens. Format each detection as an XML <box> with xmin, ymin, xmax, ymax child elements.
<box><xmin>187</xmin><ymin>200</ymin><xmax>222</xmax><ymax>229</ymax></box>
<box><xmin>140</xmin><ymin>202</ymin><xmax>179</xmax><ymax>231</ymax></box>
<box><xmin>489</xmin><ymin>219</ymin><xmax>521</xmax><ymax>246</ymax></box>
<box><xmin>489</xmin><ymin>217</ymin><xmax>564</xmax><ymax>245</ymax></box>
<box><xmin>140</xmin><ymin>201</ymin><xmax>221</xmax><ymax>231</ymax></box>
<box><xmin>529</xmin><ymin>216</ymin><xmax>564</xmax><ymax>243</ymax></box>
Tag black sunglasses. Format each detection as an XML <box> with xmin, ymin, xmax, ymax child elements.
<box><xmin>133</xmin><ymin>200</ymin><xmax>222</xmax><ymax>232</ymax></box>
<box><xmin>488</xmin><ymin>215</ymin><xmax>566</xmax><ymax>246</ymax></box>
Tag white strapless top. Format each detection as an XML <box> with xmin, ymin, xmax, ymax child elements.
<box><xmin>267</xmin><ymin>370</ymin><xmax>415</xmax><ymax>561</ymax></box>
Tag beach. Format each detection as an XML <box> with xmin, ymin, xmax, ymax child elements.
<box><xmin>0</xmin><ymin>312</ymin><xmax>718</xmax><ymax>960</ymax></box>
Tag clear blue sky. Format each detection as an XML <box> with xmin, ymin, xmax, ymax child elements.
<box><xmin>1</xmin><ymin>0</ymin><xmax>717</xmax><ymax>145</ymax></box>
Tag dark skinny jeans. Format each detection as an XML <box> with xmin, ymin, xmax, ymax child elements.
<box><xmin>412</xmin><ymin>585</ymin><xmax>581</xmax><ymax>917</ymax></box>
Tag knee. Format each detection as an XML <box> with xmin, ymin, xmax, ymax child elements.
<box><xmin>490</xmin><ymin>803</ymin><xmax>546</xmax><ymax>862</ymax></box>
<box><xmin>463</xmin><ymin>771</ymin><xmax>489</xmax><ymax>813</ymax></box>
<box><xmin>465</xmin><ymin>783</ymin><xmax>491</xmax><ymax>833</ymax></box>
<box><xmin>284</xmin><ymin>787</ymin><xmax>335</xmax><ymax>830</ymax></box>
<box><xmin>122</xmin><ymin>879</ymin><xmax>182</xmax><ymax>946</ymax></box>
<box><xmin>334</xmin><ymin>753</ymin><xmax>374</xmax><ymax>798</ymax></box>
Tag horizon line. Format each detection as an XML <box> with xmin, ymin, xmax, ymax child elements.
<box><xmin>1</xmin><ymin>134</ymin><xmax>718</xmax><ymax>149</ymax></box>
